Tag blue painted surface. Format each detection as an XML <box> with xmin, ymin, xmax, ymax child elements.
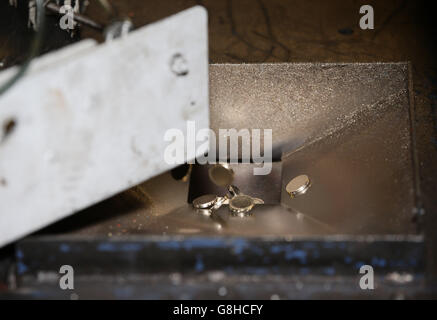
<box><xmin>88</xmin><ymin>239</ymin><xmax>421</xmax><ymax>271</ymax></box>
<box><xmin>59</xmin><ymin>244</ymin><xmax>70</xmax><ymax>253</ymax></box>
<box><xmin>302</xmin><ymin>242</ymin><xmax>317</xmax><ymax>249</ymax></box>
<box><xmin>16</xmin><ymin>262</ymin><xmax>28</xmax><ymax>275</ymax></box>
<box><xmin>157</xmin><ymin>238</ymin><xmax>232</xmax><ymax>251</ymax></box>
<box><xmin>371</xmin><ymin>257</ymin><xmax>387</xmax><ymax>267</ymax></box>
<box><xmin>285</xmin><ymin>250</ymin><xmax>307</xmax><ymax>264</ymax></box>
<box><xmin>232</xmin><ymin>239</ymin><xmax>248</xmax><ymax>254</ymax></box>
<box><xmin>14</xmin><ymin>238</ymin><xmax>424</xmax><ymax>278</ymax></box>
<box><xmin>270</xmin><ymin>245</ymin><xmax>283</xmax><ymax>254</ymax></box>
<box><xmin>322</xmin><ymin>242</ymin><xmax>336</xmax><ymax>249</ymax></box>
<box><xmin>269</xmin><ymin>244</ymin><xmax>308</xmax><ymax>264</ymax></box>
<box><xmin>120</xmin><ymin>243</ymin><xmax>142</xmax><ymax>251</ymax></box>
<box><xmin>114</xmin><ymin>287</ymin><xmax>134</xmax><ymax>299</ymax></box>
<box><xmin>323</xmin><ymin>267</ymin><xmax>336</xmax><ymax>276</ymax></box>
<box><xmin>97</xmin><ymin>242</ymin><xmax>142</xmax><ymax>252</ymax></box>
<box><xmin>299</xmin><ymin>267</ymin><xmax>310</xmax><ymax>275</ymax></box>
<box><xmin>97</xmin><ymin>242</ymin><xmax>117</xmax><ymax>252</ymax></box>
<box><xmin>195</xmin><ymin>254</ymin><xmax>204</xmax><ymax>272</ymax></box>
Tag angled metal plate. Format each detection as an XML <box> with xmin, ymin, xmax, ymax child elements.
<box><xmin>0</xmin><ymin>6</ymin><xmax>209</xmax><ymax>247</ymax></box>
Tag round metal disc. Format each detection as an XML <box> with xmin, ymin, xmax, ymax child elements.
<box><xmin>229</xmin><ymin>195</ymin><xmax>254</xmax><ymax>215</ymax></box>
<box><xmin>192</xmin><ymin>194</ymin><xmax>218</xmax><ymax>209</ymax></box>
<box><xmin>208</xmin><ymin>164</ymin><xmax>234</xmax><ymax>186</ymax></box>
<box><xmin>286</xmin><ymin>174</ymin><xmax>311</xmax><ymax>198</ymax></box>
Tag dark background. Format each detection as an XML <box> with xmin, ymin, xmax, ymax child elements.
<box><xmin>1</xmin><ymin>0</ymin><xmax>436</xmax><ymax>279</ymax></box>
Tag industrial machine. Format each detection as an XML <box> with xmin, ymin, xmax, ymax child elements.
<box><xmin>0</xmin><ymin>1</ymin><xmax>436</xmax><ymax>299</ymax></box>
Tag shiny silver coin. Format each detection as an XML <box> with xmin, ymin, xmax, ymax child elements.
<box><xmin>286</xmin><ymin>174</ymin><xmax>311</xmax><ymax>198</ymax></box>
<box><xmin>192</xmin><ymin>194</ymin><xmax>218</xmax><ymax>209</ymax></box>
<box><xmin>229</xmin><ymin>194</ymin><xmax>264</xmax><ymax>216</ymax></box>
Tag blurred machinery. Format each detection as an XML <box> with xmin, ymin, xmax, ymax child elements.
<box><xmin>0</xmin><ymin>2</ymin><xmax>436</xmax><ymax>299</ymax></box>
<box><xmin>9</xmin><ymin>0</ymin><xmax>88</xmax><ymax>31</ymax></box>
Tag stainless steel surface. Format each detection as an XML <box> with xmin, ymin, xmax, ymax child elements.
<box><xmin>121</xmin><ymin>204</ymin><xmax>336</xmax><ymax>236</ymax></box>
<box><xmin>36</xmin><ymin>62</ymin><xmax>418</xmax><ymax>238</ymax></box>
<box><xmin>279</xmin><ymin>92</ymin><xmax>416</xmax><ymax>234</ymax></box>
<box><xmin>209</xmin><ymin>63</ymin><xmax>413</xmax><ymax>157</ymax></box>
<box><xmin>286</xmin><ymin>174</ymin><xmax>311</xmax><ymax>198</ymax></box>
<box><xmin>210</xmin><ymin>62</ymin><xmax>417</xmax><ymax>235</ymax></box>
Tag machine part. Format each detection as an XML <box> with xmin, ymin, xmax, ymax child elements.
<box><xmin>208</xmin><ymin>163</ymin><xmax>234</xmax><ymax>186</ymax></box>
<box><xmin>286</xmin><ymin>174</ymin><xmax>311</xmax><ymax>198</ymax></box>
<box><xmin>192</xmin><ymin>194</ymin><xmax>218</xmax><ymax>209</ymax></box>
<box><xmin>0</xmin><ymin>6</ymin><xmax>209</xmax><ymax>248</ymax></box>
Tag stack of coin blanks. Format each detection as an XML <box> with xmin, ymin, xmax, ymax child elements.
<box><xmin>192</xmin><ymin>185</ymin><xmax>264</xmax><ymax>218</ymax></box>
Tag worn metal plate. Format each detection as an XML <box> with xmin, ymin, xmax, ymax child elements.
<box><xmin>0</xmin><ymin>6</ymin><xmax>209</xmax><ymax>248</ymax></box>
<box><xmin>210</xmin><ymin>63</ymin><xmax>419</xmax><ymax>235</ymax></box>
